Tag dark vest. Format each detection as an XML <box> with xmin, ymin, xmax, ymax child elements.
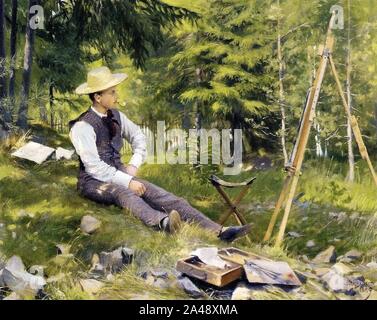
<box><xmin>69</xmin><ymin>107</ymin><xmax>124</xmax><ymax>185</ymax></box>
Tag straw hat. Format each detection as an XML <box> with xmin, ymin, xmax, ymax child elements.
<box><xmin>75</xmin><ymin>66</ymin><xmax>128</xmax><ymax>95</ymax></box>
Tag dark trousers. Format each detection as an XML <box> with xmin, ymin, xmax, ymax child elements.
<box><xmin>78</xmin><ymin>174</ymin><xmax>222</xmax><ymax>234</ymax></box>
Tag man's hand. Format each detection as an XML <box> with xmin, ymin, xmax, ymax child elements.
<box><xmin>129</xmin><ymin>180</ymin><xmax>146</xmax><ymax>196</ymax></box>
<box><xmin>125</xmin><ymin>165</ymin><xmax>138</xmax><ymax>176</ymax></box>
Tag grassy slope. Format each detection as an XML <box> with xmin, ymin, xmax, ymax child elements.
<box><xmin>1</xmin><ymin>124</ymin><xmax>377</xmax><ymax>299</ymax></box>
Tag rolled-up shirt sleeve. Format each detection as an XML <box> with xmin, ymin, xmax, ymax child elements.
<box><xmin>69</xmin><ymin>121</ymin><xmax>134</xmax><ymax>188</ymax></box>
<box><xmin>119</xmin><ymin>111</ymin><xmax>147</xmax><ymax>168</ymax></box>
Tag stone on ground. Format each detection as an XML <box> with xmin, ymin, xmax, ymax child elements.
<box><xmin>344</xmin><ymin>250</ymin><xmax>362</xmax><ymax>261</ymax></box>
<box><xmin>2</xmin><ymin>255</ymin><xmax>46</xmax><ymax>298</ymax></box>
<box><xmin>306</xmin><ymin>240</ymin><xmax>315</xmax><ymax>248</ymax></box>
<box><xmin>79</xmin><ymin>279</ymin><xmax>104</xmax><ymax>295</ymax></box>
<box><xmin>80</xmin><ymin>215</ymin><xmax>101</xmax><ymax>234</ymax></box>
<box><xmin>29</xmin><ymin>265</ymin><xmax>45</xmax><ymax>277</ymax></box>
<box><xmin>99</xmin><ymin>246</ymin><xmax>134</xmax><ymax>274</ymax></box>
<box><xmin>322</xmin><ymin>270</ymin><xmax>353</xmax><ymax>294</ymax></box>
<box><xmin>312</xmin><ymin>246</ymin><xmax>337</xmax><ymax>264</ymax></box>
<box><xmin>231</xmin><ymin>282</ymin><xmax>256</xmax><ymax>300</ymax></box>
<box><xmin>177</xmin><ymin>276</ymin><xmax>204</xmax><ymax>298</ymax></box>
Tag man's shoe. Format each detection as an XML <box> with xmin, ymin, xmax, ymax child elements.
<box><xmin>162</xmin><ymin>210</ymin><xmax>182</xmax><ymax>234</ymax></box>
<box><xmin>218</xmin><ymin>224</ymin><xmax>252</xmax><ymax>242</ymax></box>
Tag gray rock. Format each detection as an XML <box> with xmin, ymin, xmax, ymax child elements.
<box><xmin>100</xmin><ymin>249</ymin><xmax>122</xmax><ymax>274</ymax></box>
<box><xmin>121</xmin><ymin>247</ymin><xmax>134</xmax><ymax>265</ymax></box>
<box><xmin>177</xmin><ymin>276</ymin><xmax>204</xmax><ymax>298</ymax></box>
<box><xmin>80</xmin><ymin>215</ymin><xmax>101</xmax><ymax>234</ymax></box>
<box><xmin>331</xmin><ymin>263</ymin><xmax>353</xmax><ymax>276</ymax></box>
<box><xmin>348</xmin><ymin>274</ymin><xmax>366</xmax><ymax>288</ymax></box>
<box><xmin>344</xmin><ymin>250</ymin><xmax>362</xmax><ymax>261</ymax></box>
<box><xmin>312</xmin><ymin>246</ymin><xmax>337</xmax><ymax>264</ymax></box>
<box><xmin>140</xmin><ymin>268</ymin><xmax>172</xmax><ymax>289</ymax></box>
<box><xmin>306</xmin><ymin>240</ymin><xmax>316</xmax><ymax>248</ymax></box>
<box><xmin>29</xmin><ymin>265</ymin><xmax>45</xmax><ymax>277</ymax></box>
<box><xmin>150</xmin><ymin>268</ymin><xmax>169</xmax><ymax>279</ymax></box>
<box><xmin>5</xmin><ymin>256</ymin><xmax>25</xmax><ymax>272</ymax></box>
<box><xmin>3</xmin><ymin>256</ymin><xmax>46</xmax><ymax>298</ymax></box>
<box><xmin>338</xmin><ymin>256</ymin><xmax>353</xmax><ymax>264</ymax></box>
<box><xmin>294</xmin><ymin>200</ymin><xmax>311</xmax><ymax>209</ymax></box>
<box><xmin>299</xmin><ymin>255</ymin><xmax>311</xmax><ymax>263</ymax></box>
<box><xmin>287</xmin><ymin>232</ymin><xmax>303</xmax><ymax>238</ymax></box>
<box><xmin>99</xmin><ymin>246</ymin><xmax>133</xmax><ymax>274</ymax></box>
<box><xmin>89</xmin><ymin>264</ymin><xmax>105</xmax><ymax>278</ymax></box>
<box><xmin>79</xmin><ymin>279</ymin><xmax>104</xmax><ymax>295</ymax></box>
<box><xmin>89</xmin><ymin>254</ymin><xmax>105</xmax><ymax>277</ymax></box>
<box><xmin>329</xmin><ymin>211</ymin><xmax>347</xmax><ymax>222</ymax></box>
<box><xmin>231</xmin><ymin>282</ymin><xmax>255</xmax><ymax>300</ymax></box>
<box><xmin>322</xmin><ymin>270</ymin><xmax>353</xmax><ymax>294</ymax></box>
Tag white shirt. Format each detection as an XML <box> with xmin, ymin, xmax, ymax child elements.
<box><xmin>69</xmin><ymin>106</ymin><xmax>147</xmax><ymax>189</ymax></box>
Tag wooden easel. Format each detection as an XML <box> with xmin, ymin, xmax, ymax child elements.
<box><xmin>263</xmin><ymin>13</ymin><xmax>377</xmax><ymax>247</ymax></box>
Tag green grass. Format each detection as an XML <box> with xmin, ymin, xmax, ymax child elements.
<box><xmin>1</xmin><ymin>126</ymin><xmax>377</xmax><ymax>300</ymax></box>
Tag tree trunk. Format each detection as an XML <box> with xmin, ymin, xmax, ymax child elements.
<box><xmin>277</xmin><ymin>0</ymin><xmax>288</xmax><ymax>166</ymax></box>
<box><xmin>49</xmin><ymin>84</ymin><xmax>54</xmax><ymax>128</ymax></box>
<box><xmin>309</xmin><ymin>45</ymin><xmax>325</xmax><ymax>158</ymax></box>
<box><xmin>16</xmin><ymin>0</ymin><xmax>38</xmax><ymax>129</ymax></box>
<box><xmin>314</xmin><ymin>117</ymin><xmax>323</xmax><ymax>157</ymax></box>
<box><xmin>9</xmin><ymin>0</ymin><xmax>18</xmax><ymax>104</ymax></box>
<box><xmin>346</xmin><ymin>0</ymin><xmax>355</xmax><ymax>182</ymax></box>
<box><xmin>0</xmin><ymin>0</ymin><xmax>9</xmax><ymax>126</ymax></box>
<box><xmin>0</xmin><ymin>0</ymin><xmax>6</xmax><ymax>98</ymax></box>
<box><xmin>38</xmin><ymin>101</ymin><xmax>47</xmax><ymax>123</ymax></box>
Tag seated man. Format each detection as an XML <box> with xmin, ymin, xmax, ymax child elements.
<box><xmin>69</xmin><ymin>66</ymin><xmax>251</xmax><ymax>242</ymax></box>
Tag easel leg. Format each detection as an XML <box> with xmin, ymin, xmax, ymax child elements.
<box><xmin>275</xmin><ymin>173</ymin><xmax>301</xmax><ymax>246</ymax></box>
<box><xmin>263</xmin><ymin>175</ymin><xmax>292</xmax><ymax>241</ymax></box>
<box><xmin>329</xmin><ymin>57</ymin><xmax>377</xmax><ymax>187</ymax></box>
